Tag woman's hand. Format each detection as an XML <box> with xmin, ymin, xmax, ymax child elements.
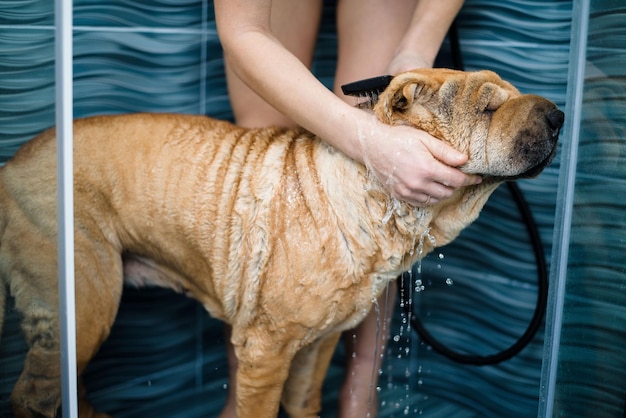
<box><xmin>386</xmin><ymin>50</ymin><xmax>431</xmax><ymax>75</ymax></box>
<box><xmin>355</xmin><ymin>114</ymin><xmax>481</xmax><ymax>207</ymax></box>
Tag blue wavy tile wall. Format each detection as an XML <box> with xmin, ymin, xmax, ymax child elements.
<box><xmin>0</xmin><ymin>1</ymin><xmax>588</xmax><ymax>417</ymax></box>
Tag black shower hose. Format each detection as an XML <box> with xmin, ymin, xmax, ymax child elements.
<box><xmin>400</xmin><ymin>22</ymin><xmax>549</xmax><ymax>365</ymax></box>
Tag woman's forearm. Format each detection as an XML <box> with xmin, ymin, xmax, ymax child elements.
<box><xmin>389</xmin><ymin>0</ymin><xmax>465</xmax><ymax>72</ymax></box>
<box><xmin>215</xmin><ymin>1</ymin><xmax>366</xmax><ymax>162</ymax></box>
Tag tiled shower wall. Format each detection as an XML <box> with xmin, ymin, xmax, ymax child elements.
<box><xmin>1</xmin><ymin>1</ymin><xmax>574</xmax><ymax>417</ymax></box>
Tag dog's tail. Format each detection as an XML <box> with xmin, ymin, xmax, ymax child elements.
<box><xmin>0</xmin><ymin>250</ymin><xmax>5</xmax><ymax>344</ymax></box>
<box><xmin>0</xmin><ymin>274</ymin><xmax>5</xmax><ymax>343</ymax></box>
<box><xmin>0</xmin><ymin>183</ymin><xmax>7</xmax><ymax>342</ymax></box>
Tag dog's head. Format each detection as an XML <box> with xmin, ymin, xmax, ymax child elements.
<box><xmin>363</xmin><ymin>69</ymin><xmax>563</xmax><ymax>250</ymax></box>
<box><xmin>373</xmin><ymin>68</ymin><xmax>563</xmax><ymax>181</ymax></box>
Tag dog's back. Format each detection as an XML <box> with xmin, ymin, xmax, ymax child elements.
<box><xmin>0</xmin><ymin>113</ymin><xmax>384</xmax><ymax>417</ymax></box>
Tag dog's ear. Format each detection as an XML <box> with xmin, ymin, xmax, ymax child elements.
<box><xmin>391</xmin><ymin>75</ymin><xmax>439</xmax><ymax>109</ymax></box>
<box><xmin>377</xmin><ymin>73</ymin><xmax>441</xmax><ymax>121</ymax></box>
<box><xmin>477</xmin><ymin>82</ymin><xmax>509</xmax><ymax>111</ymax></box>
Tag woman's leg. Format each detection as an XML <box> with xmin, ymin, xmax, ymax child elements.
<box><xmin>219</xmin><ymin>3</ymin><xmax>323</xmax><ymax>417</ymax></box>
<box><xmin>334</xmin><ymin>2</ymin><xmax>418</xmax><ymax>416</ymax></box>
<box><xmin>339</xmin><ymin>282</ymin><xmax>398</xmax><ymax>418</ymax></box>
<box><xmin>223</xmin><ymin>0</ymin><xmax>324</xmax><ymax>128</ymax></box>
<box><xmin>334</xmin><ymin>0</ymin><xmax>419</xmax><ymax>100</ymax></box>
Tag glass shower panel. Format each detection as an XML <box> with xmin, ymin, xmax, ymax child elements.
<box><xmin>546</xmin><ymin>1</ymin><xmax>626</xmax><ymax>416</ymax></box>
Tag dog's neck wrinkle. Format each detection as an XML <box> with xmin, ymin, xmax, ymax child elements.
<box><xmin>313</xmin><ymin>141</ymin><xmax>430</xmax><ymax>279</ymax></box>
<box><xmin>360</xmin><ymin>179</ymin><xmax>436</xmax><ymax>270</ymax></box>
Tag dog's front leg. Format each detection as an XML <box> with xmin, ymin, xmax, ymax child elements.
<box><xmin>281</xmin><ymin>332</ymin><xmax>342</xmax><ymax>418</ymax></box>
<box><xmin>233</xmin><ymin>331</ymin><xmax>295</xmax><ymax>418</ymax></box>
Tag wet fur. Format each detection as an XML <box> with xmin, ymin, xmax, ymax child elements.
<box><xmin>0</xmin><ymin>69</ymin><xmax>562</xmax><ymax>418</ymax></box>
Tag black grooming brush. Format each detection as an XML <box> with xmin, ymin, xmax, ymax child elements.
<box><xmin>341</xmin><ymin>74</ymin><xmax>393</xmax><ymax>97</ymax></box>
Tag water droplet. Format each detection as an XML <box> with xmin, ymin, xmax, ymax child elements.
<box><xmin>446</xmin><ymin>278</ymin><xmax>454</xmax><ymax>286</ymax></box>
<box><xmin>438</xmin><ymin>253</ymin><xmax>445</xmax><ymax>259</ymax></box>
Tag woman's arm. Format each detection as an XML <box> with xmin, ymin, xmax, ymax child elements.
<box><xmin>388</xmin><ymin>0</ymin><xmax>465</xmax><ymax>73</ymax></box>
<box><xmin>214</xmin><ymin>0</ymin><xmax>479</xmax><ymax>206</ymax></box>
<box><xmin>216</xmin><ymin>0</ymin><xmax>368</xmax><ymax>159</ymax></box>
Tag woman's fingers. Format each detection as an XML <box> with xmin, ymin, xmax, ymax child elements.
<box><xmin>361</xmin><ymin>123</ymin><xmax>481</xmax><ymax>206</ymax></box>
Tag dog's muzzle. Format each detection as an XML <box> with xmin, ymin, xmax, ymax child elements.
<box><xmin>517</xmin><ymin>107</ymin><xmax>564</xmax><ymax>178</ymax></box>
<box><xmin>547</xmin><ymin>108</ymin><xmax>565</xmax><ymax>137</ymax></box>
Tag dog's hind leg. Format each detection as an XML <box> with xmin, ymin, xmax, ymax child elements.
<box><xmin>281</xmin><ymin>332</ymin><xmax>342</xmax><ymax>418</ymax></box>
<box><xmin>9</xmin><ymin>234</ymin><xmax>122</xmax><ymax>418</ymax></box>
<box><xmin>71</xmin><ymin>237</ymin><xmax>125</xmax><ymax>418</ymax></box>
<box><xmin>9</xmin><ymin>265</ymin><xmax>64</xmax><ymax>418</ymax></box>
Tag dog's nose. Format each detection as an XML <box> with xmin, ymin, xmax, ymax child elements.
<box><xmin>547</xmin><ymin>109</ymin><xmax>565</xmax><ymax>130</ymax></box>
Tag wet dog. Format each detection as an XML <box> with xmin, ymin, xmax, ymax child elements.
<box><xmin>0</xmin><ymin>69</ymin><xmax>563</xmax><ymax>417</ymax></box>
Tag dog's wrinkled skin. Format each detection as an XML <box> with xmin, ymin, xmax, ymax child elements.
<box><xmin>0</xmin><ymin>69</ymin><xmax>563</xmax><ymax>418</ymax></box>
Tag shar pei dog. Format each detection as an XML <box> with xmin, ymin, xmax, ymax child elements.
<box><xmin>0</xmin><ymin>69</ymin><xmax>563</xmax><ymax>418</ymax></box>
